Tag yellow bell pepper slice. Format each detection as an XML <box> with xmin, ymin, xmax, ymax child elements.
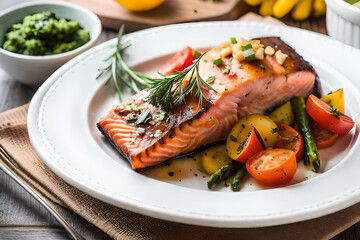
<box><xmin>201</xmin><ymin>144</ymin><xmax>231</xmax><ymax>175</ymax></box>
<box><xmin>320</xmin><ymin>89</ymin><xmax>345</xmax><ymax>113</ymax></box>
<box><xmin>268</xmin><ymin>101</ymin><xmax>295</xmax><ymax>126</ymax></box>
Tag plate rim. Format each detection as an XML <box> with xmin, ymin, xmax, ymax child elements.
<box><xmin>28</xmin><ymin>21</ymin><xmax>360</xmax><ymax>228</ymax></box>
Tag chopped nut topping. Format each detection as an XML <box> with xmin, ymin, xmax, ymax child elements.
<box><xmin>265</xmin><ymin>46</ymin><xmax>275</xmax><ymax>56</ymax></box>
<box><xmin>231</xmin><ymin>43</ymin><xmax>242</xmax><ymax>56</ymax></box>
<box><xmin>233</xmin><ymin>51</ymin><xmax>245</xmax><ymax>61</ymax></box>
<box><xmin>275</xmin><ymin>50</ymin><xmax>288</xmax><ymax>65</ymax></box>
<box><xmin>136</xmin><ymin>127</ymin><xmax>145</xmax><ymax>135</ymax></box>
<box><xmin>220</xmin><ymin>46</ymin><xmax>232</xmax><ymax>58</ymax></box>
<box><xmin>255</xmin><ymin>47</ymin><xmax>265</xmax><ymax>60</ymax></box>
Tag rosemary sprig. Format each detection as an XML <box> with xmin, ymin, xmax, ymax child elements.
<box><xmin>96</xmin><ymin>25</ymin><xmax>152</xmax><ymax>101</ymax></box>
<box><xmin>146</xmin><ymin>53</ymin><xmax>215</xmax><ymax>111</ymax></box>
<box><xmin>97</xmin><ymin>25</ymin><xmax>215</xmax><ymax>111</ymax></box>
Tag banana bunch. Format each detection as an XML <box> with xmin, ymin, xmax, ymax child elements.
<box><xmin>245</xmin><ymin>0</ymin><xmax>326</xmax><ymax>21</ymax></box>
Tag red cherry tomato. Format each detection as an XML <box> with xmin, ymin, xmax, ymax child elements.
<box><xmin>310</xmin><ymin>120</ymin><xmax>339</xmax><ymax>149</ymax></box>
<box><xmin>159</xmin><ymin>46</ymin><xmax>195</xmax><ymax>75</ymax></box>
<box><xmin>274</xmin><ymin>122</ymin><xmax>304</xmax><ymax>161</ymax></box>
<box><xmin>246</xmin><ymin>149</ymin><xmax>297</xmax><ymax>186</ymax></box>
<box><xmin>306</xmin><ymin>94</ymin><xmax>355</xmax><ymax>136</ymax></box>
<box><xmin>235</xmin><ymin>128</ymin><xmax>265</xmax><ymax>163</ymax></box>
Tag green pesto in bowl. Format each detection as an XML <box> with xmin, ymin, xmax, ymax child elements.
<box><xmin>2</xmin><ymin>11</ymin><xmax>90</xmax><ymax>55</ymax></box>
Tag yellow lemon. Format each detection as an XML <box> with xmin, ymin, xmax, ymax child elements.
<box><xmin>115</xmin><ymin>0</ymin><xmax>165</xmax><ymax>11</ymax></box>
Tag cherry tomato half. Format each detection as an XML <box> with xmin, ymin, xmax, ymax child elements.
<box><xmin>310</xmin><ymin>119</ymin><xmax>339</xmax><ymax>149</ymax></box>
<box><xmin>306</xmin><ymin>94</ymin><xmax>355</xmax><ymax>136</ymax></box>
<box><xmin>274</xmin><ymin>122</ymin><xmax>304</xmax><ymax>161</ymax></box>
<box><xmin>246</xmin><ymin>149</ymin><xmax>297</xmax><ymax>186</ymax></box>
<box><xmin>159</xmin><ymin>46</ymin><xmax>195</xmax><ymax>75</ymax></box>
<box><xmin>234</xmin><ymin>128</ymin><xmax>265</xmax><ymax>163</ymax></box>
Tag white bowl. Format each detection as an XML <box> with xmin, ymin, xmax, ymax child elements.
<box><xmin>326</xmin><ymin>0</ymin><xmax>360</xmax><ymax>49</ymax></box>
<box><xmin>0</xmin><ymin>1</ymin><xmax>102</xmax><ymax>87</ymax></box>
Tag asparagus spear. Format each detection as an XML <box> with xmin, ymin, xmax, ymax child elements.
<box><xmin>231</xmin><ymin>164</ymin><xmax>246</xmax><ymax>191</ymax></box>
<box><xmin>207</xmin><ymin>161</ymin><xmax>241</xmax><ymax>189</ymax></box>
<box><xmin>291</xmin><ymin>96</ymin><xmax>320</xmax><ymax>172</ymax></box>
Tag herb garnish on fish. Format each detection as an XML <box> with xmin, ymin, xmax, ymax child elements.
<box><xmin>97</xmin><ymin>25</ymin><xmax>215</xmax><ymax>110</ymax></box>
<box><xmin>146</xmin><ymin>54</ymin><xmax>215</xmax><ymax>111</ymax></box>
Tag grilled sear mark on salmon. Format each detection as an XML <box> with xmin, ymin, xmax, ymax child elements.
<box><xmin>98</xmin><ymin>37</ymin><xmax>320</xmax><ymax>169</ymax></box>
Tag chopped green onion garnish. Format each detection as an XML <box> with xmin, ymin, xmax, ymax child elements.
<box><xmin>241</xmin><ymin>43</ymin><xmax>255</xmax><ymax>62</ymax></box>
<box><xmin>222</xmin><ymin>68</ymin><xmax>230</xmax><ymax>74</ymax></box>
<box><xmin>230</xmin><ymin>37</ymin><xmax>238</xmax><ymax>44</ymax></box>
<box><xmin>158</xmin><ymin>112</ymin><xmax>167</xmax><ymax>121</ymax></box>
<box><xmin>193</xmin><ymin>8</ymin><xmax>197</xmax><ymax>13</ymax></box>
<box><xmin>206</xmin><ymin>76</ymin><xmax>215</xmax><ymax>83</ymax></box>
<box><xmin>241</xmin><ymin>43</ymin><xmax>253</xmax><ymax>51</ymax></box>
<box><xmin>194</xmin><ymin>50</ymin><xmax>202</xmax><ymax>59</ymax></box>
<box><xmin>154</xmin><ymin>129</ymin><xmax>163</xmax><ymax>138</ymax></box>
<box><xmin>126</xmin><ymin>113</ymin><xmax>138</xmax><ymax>121</ymax></box>
<box><xmin>213</xmin><ymin>58</ymin><xmax>223</xmax><ymax>66</ymax></box>
<box><xmin>242</xmin><ymin>48</ymin><xmax>256</xmax><ymax>62</ymax></box>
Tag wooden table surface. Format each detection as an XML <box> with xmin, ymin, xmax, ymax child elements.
<box><xmin>0</xmin><ymin>0</ymin><xmax>359</xmax><ymax>239</ymax></box>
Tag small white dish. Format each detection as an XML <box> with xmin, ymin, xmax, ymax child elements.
<box><xmin>326</xmin><ymin>0</ymin><xmax>360</xmax><ymax>49</ymax></box>
<box><xmin>0</xmin><ymin>1</ymin><xmax>101</xmax><ymax>87</ymax></box>
<box><xmin>28</xmin><ymin>21</ymin><xmax>360</xmax><ymax>228</ymax></box>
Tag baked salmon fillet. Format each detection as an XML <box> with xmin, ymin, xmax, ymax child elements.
<box><xmin>97</xmin><ymin>37</ymin><xmax>320</xmax><ymax>170</ymax></box>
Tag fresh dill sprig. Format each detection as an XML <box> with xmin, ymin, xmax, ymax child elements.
<box><xmin>146</xmin><ymin>53</ymin><xmax>215</xmax><ymax>111</ymax></box>
<box><xmin>96</xmin><ymin>25</ymin><xmax>152</xmax><ymax>101</ymax></box>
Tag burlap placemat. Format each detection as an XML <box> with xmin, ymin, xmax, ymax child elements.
<box><xmin>2</xmin><ymin>104</ymin><xmax>360</xmax><ymax>240</ymax></box>
<box><xmin>1</xmin><ymin>14</ymin><xmax>360</xmax><ymax>240</ymax></box>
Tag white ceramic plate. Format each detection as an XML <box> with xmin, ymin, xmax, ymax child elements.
<box><xmin>28</xmin><ymin>21</ymin><xmax>360</xmax><ymax>228</ymax></box>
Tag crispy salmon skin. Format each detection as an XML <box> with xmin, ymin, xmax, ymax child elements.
<box><xmin>98</xmin><ymin>37</ymin><xmax>320</xmax><ymax>169</ymax></box>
